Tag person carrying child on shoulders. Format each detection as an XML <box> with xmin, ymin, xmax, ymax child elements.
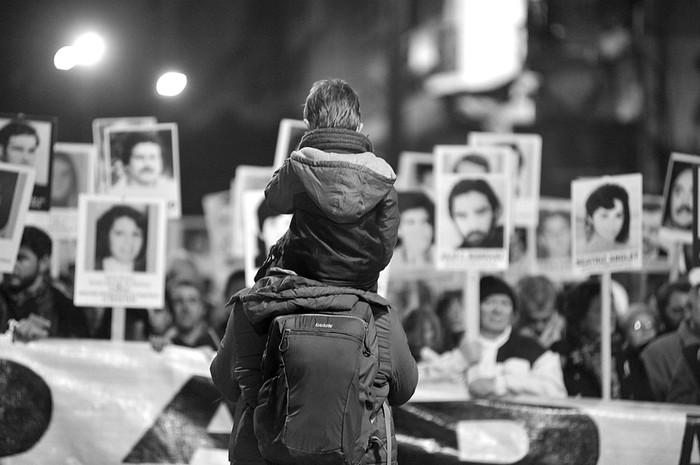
<box><xmin>210</xmin><ymin>79</ymin><xmax>418</xmax><ymax>465</ymax></box>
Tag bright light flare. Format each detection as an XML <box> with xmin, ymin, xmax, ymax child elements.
<box><xmin>73</xmin><ymin>32</ymin><xmax>105</xmax><ymax>65</ymax></box>
<box><xmin>156</xmin><ymin>72</ymin><xmax>188</xmax><ymax>97</ymax></box>
<box><xmin>54</xmin><ymin>46</ymin><xmax>77</xmax><ymax>70</ymax></box>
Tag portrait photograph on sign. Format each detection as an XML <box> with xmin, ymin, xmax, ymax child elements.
<box><xmin>659</xmin><ymin>152</ymin><xmax>700</xmax><ymax>244</ymax></box>
<box><xmin>389</xmin><ymin>189</ymin><xmax>436</xmax><ymax>273</ymax></box>
<box><xmin>0</xmin><ymin>113</ymin><xmax>57</xmax><ymax>211</ymax></box>
<box><xmin>467</xmin><ymin>132</ymin><xmax>542</xmax><ymax>226</ymax></box>
<box><xmin>103</xmin><ymin>122</ymin><xmax>181</xmax><ymax>219</ymax></box>
<box><xmin>242</xmin><ymin>189</ymin><xmax>292</xmax><ymax>287</ymax></box>
<box><xmin>272</xmin><ymin>118</ymin><xmax>307</xmax><ymax>169</ymax></box>
<box><xmin>229</xmin><ymin>165</ymin><xmax>274</xmax><ymax>259</ymax></box>
<box><xmin>435</xmin><ymin>172</ymin><xmax>510</xmax><ymax>271</ymax></box>
<box><xmin>92</xmin><ymin>116</ymin><xmax>157</xmax><ymax>192</ymax></box>
<box><xmin>74</xmin><ymin>195</ymin><xmax>167</xmax><ymax>308</ymax></box>
<box><xmin>49</xmin><ymin>142</ymin><xmax>96</xmax><ymax>239</ymax></box>
<box><xmin>534</xmin><ymin>197</ymin><xmax>575</xmax><ymax>277</ymax></box>
<box><xmin>572</xmin><ymin>173</ymin><xmax>643</xmax><ymax>274</ymax></box>
<box><xmin>0</xmin><ymin>163</ymin><xmax>36</xmax><ymax>272</ymax></box>
<box><xmin>395</xmin><ymin>151</ymin><xmax>434</xmax><ymax>195</ymax></box>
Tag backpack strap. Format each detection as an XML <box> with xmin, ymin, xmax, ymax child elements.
<box><xmin>383</xmin><ymin>402</ymin><xmax>392</xmax><ymax>465</ymax></box>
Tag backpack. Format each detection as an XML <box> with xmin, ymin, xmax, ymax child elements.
<box><xmin>253</xmin><ymin>300</ymin><xmax>382</xmax><ymax>465</ymax></box>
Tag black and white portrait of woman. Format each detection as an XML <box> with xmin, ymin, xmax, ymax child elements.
<box><xmin>582</xmin><ymin>183</ymin><xmax>631</xmax><ymax>254</ymax></box>
<box><xmin>94</xmin><ymin>204</ymin><xmax>149</xmax><ymax>273</ymax></box>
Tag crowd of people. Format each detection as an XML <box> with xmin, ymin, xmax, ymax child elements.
<box><xmin>397</xmin><ymin>268</ymin><xmax>700</xmax><ymax>404</ymax></box>
<box><xmin>0</xmin><ymin>224</ymin><xmax>247</xmax><ymax>354</ymax></box>
<box><xmin>1</xmin><ymin>77</ymin><xmax>699</xmax><ymax>413</ymax></box>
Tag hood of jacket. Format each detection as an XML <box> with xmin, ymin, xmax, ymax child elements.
<box><xmin>229</xmin><ymin>269</ymin><xmax>390</xmax><ymax>326</ymax></box>
<box><xmin>289</xmin><ymin>147</ymin><xmax>396</xmax><ymax>224</ymax></box>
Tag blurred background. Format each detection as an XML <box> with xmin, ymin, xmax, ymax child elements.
<box><xmin>1</xmin><ymin>0</ymin><xmax>699</xmax><ymax>214</ymax></box>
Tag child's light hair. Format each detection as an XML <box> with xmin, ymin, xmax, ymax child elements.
<box><xmin>303</xmin><ymin>79</ymin><xmax>361</xmax><ymax>130</ymax></box>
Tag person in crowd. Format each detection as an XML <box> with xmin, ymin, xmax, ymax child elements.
<box><xmin>435</xmin><ymin>289</ymin><xmax>466</xmax><ymax>351</ymax></box>
<box><xmin>663</xmin><ymin>164</ymin><xmax>693</xmax><ymax>231</ymax></box>
<box><xmin>447</xmin><ymin>178</ymin><xmax>504</xmax><ymax>249</ymax></box>
<box><xmin>211</xmin><ymin>268</ymin><xmax>246</xmax><ymax>338</ymax></box>
<box><xmin>616</xmin><ymin>304</ymin><xmax>657</xmax><ymax>401</ymax></box>
<box><xmin>641</xmin><ymin>269</ymin><xmax>700</xmax><ymax>402</ymax></box>
<box><xmin>654</xmin><ymin>278</ymin><xmax>691</xmax><ymax>336</ymax></box>
<box><xmin>453</xmin><ymin>152</ymin><xmax>490</xmax><ymax>173</ymax></box>
<box><xmin>582</xmin><ymin>183</ymin><xmax>631</xmax><ymax>254</ymax></box>
<box><xmin>556</xmin><ymin>278</ymin><xmax>624</xmax><ymax>398</ymax></box>
<box><xmin>403</xmin><ymin>307</ymin><xmax>445</xmax><ymax>362</ymax></box>
<box><xmin>211</xmin><ymin>79</ymin><xmax>417</xmax><ymax>465</ymax></box>
<box><xmin>153</xmin><ymin>279</ymin><xmax>219</xmax><ymax>352</ymax></box>
<box><xmin>0</xmin><ymin>226</ymin><xmax>88</xmax><ymax>341</ymax></box>
<box><xmin>390</xmin><ymin>278</ymin><xmax>435</xmax><ymax>322</ymax></box>
<box><xmin>466</xmin><ymin>275</ymin><xmax>567</xmax><ymax>399</ymax></box>
<box><xmin>110</xmin><ymin>131</ymin><xmax>177</xmax><ymax>199</ymax></box>
<box><xmin>95</xmin><ymin>204</ymin><xmax>148</xmax><ymax>272</ymax></box>
<box><xmin>514</xmin><ymin>275</ymin><xmax>566</xmax><ymax>350</ymax></box>
<box><xmin>0</xmin><ymin>119</ymin><xmax>39</xmax><ymax>166</ymax></box>
<box><xmin>262</xmin><ymin>78</ymin><xmax>398</xmax><ymax>292</ymax></box>
<box><xmin>51</xmin><ymin>150</ymin><xmax>80</xmax><ymax>208</ymax></box>
<box><xmin>536</xmin><ymin>210</ymin><xmax>572</xmax><ymax>260</ymax></box>
<box><xmin>148</xmin><ymin>305</ymin><xmax>173</xmax><ymax>339</ymax></box>
<box><xmin>391</xmin><ymin>190</ymin><xmax>434</xmax><ymax>268</ymax></box>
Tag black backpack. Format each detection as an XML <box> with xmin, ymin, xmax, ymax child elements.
<box><xmin>254</xmin><ymin>300</ymin><xmax>384</xmax><ymax>465</ymax></box>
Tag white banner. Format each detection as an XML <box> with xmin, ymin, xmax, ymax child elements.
<box><xmin>3</xmin><ymin>337</ymin><xmax>700</xmax><ymax>465</ymax></box>
<box><xmin>0</xmin><ymin>336</ymin><xmax>230</xmax><ymax>465</ymax></box>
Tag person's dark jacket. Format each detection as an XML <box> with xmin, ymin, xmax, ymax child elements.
<box><xmin>666</xmin><ymin>344</ymin><xmax>700</xmax><ymax>405</ymax></box>
<box><xmin>0</xmin><ymin>280</ymin><xmax>88</xmax><ymax>338</ymax></box>
<box><xmin>265</xmin><ymin>128</ymin><xmax>399</xmax><ymax>291</ymax></box>
<box><xmin>616</xmin><ymin>342</ymin><xmax>654</xmax><ymax>401</ymax></box>
<box><xmin>210</xmin><ymin>270</ymin><xmax>419</xmax><ymax>465</ymax></box>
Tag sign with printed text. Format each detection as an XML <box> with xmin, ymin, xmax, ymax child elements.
<box><xmin>74</xmin><ymin>195</ymin><xmax>167</xmax><ymax>308</ymax></box>
<box><xmin>572</xmin><ymin>174</ymin><xmax>643</xmax><ymax>274</ymax></box>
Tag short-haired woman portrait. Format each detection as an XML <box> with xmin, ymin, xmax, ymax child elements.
<box><xmin>583</xmin><ymin>183</ymin><xmax>630</xmax><ymax>254</ymax></box>
<box><xmin>95</xmin><ymin>204</ymin><xmax>148</xmax><ymax>272</ymax></box>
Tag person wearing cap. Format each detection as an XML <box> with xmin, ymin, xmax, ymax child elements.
<box><xmin>466</xmin><ymin>275</ymin><xmax>567</xmax><ymax>399</ymax></box>
<box><xmin>641</xmin><ymin>268</ymin><xmax>700</xmax><ymax>402</ymax></box>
